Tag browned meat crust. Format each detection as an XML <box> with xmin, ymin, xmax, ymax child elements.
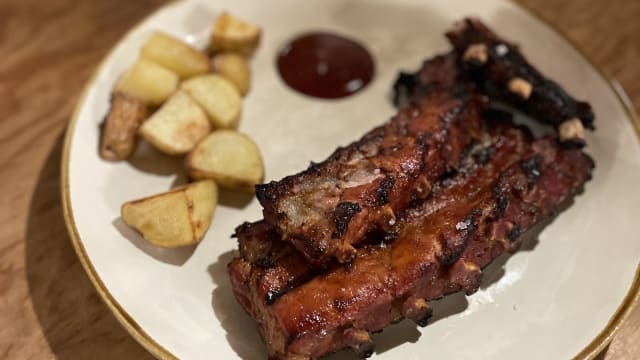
<box><xmin>229</xmin><ymin>116</ymin><xmax>594</xmax><ymax>359</ymax></box>
<box><xmin>234</xmin><ymin>113</ymin><xmax>519</xmax><ymax>307</ymax></box>
<box><xmin>394</xmin><ymin>18</ymin><xmax>594</xmax><ymax>148</ymax></box>
<box><xmin>393</xmin><ymin>52</ymin><xmax>465</xmax><ymax>108</ymax></box>
<box><xmin>230</xmin><ymin>19</ymin><xmax>597</xmax><ymax>360</ymax></box>
<box><xmin>446</xmin><ymin>18</ymin><xmax>594</xmax><ymax>147</ymax></box>
<box><xmin>256</xmin><ymin>91</ymin><xmax>486</xmax><ymax>264</ymax></box>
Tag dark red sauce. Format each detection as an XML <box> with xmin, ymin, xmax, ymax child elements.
<box><xmin>276</xmin><ymin>32</ymin><xmax>375</xmax><ymax>99</ymax></box>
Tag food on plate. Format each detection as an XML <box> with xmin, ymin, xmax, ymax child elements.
<box><xmin>228</xmin><ymin>18</ymin><xmax>596</xmax><ymax>359</ymax></box>
<box><xmin>181</xmin><ymin>74</ymin><xmax>242</xmax><ymax>129</ymax></box>
<box><xmin>103</xmin><ymin>11</ymin><xmax>266</xmax><ymax>250</ymax></box>
<box><xmin>447</xmin><ymin>18</ymin><xmax>595</xmax><ymax>144</ymax></box>
<box><xmin>209</xmin><ymin>12</ymin><xmax>261</xmax><ymax>57</ymax></box>
<box><xmin>114</xmin><ymin>58</ymin><xmax>179</xmax><ymax>105</ymax></box>
<box><xmin>229</xmin><ymin>116</ymin><xmax>594</xmax><ymax>359</ymax></box>
<box><xmin>99</xmin><ymin>92</ymin><xmax>148</xmax><ymax>161</ymax></box>
<box><xmin>395</xmin><ymin>18</ymin><xmax>594</xmax><ymax>147</ymax></box>
<box><xmin>276</xmin><ymin>32</ymin><xmax>375</xmax><ymax>99</ymax></box>
<box><xmin>121</xmin><ymin>180</ymin><xmax>217</xmax><ymax>247</ymax></box>
<box><xmin>187</xmin><ymin>130</ymin><xmax>264</xmax><ymax>192</ymax></box>
<box><xmin>211</xmin><ymin>52</ymin><xmax>251</xmax><ymax>95</ymax></box>
<box><xmin>256</xmin><ymin>89</ymin><xmax>485</xmax><ymax>264</ymax></box>
<box><xmin>138</xmin><ymin>90</ymin><xmax>210</xmax><ymax>155</ymax></box>
<box><xmin>393</xmin><ymin>51</ymin><xmax>463</xmax><ymax>107</ymax></box>
<box><xmin>140</xmin><ymin>32</ymin><xmax>210</xmax><ymax>78</ymax></box>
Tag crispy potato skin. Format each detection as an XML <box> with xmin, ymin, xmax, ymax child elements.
<box><xmin>138</xmin><ymin>90</ymin><xmax>211</xmax><ymax>155</ymax></box>
<box><xmin>180</xmin><ymin>74</ymin><xmax>242</xmax><ymax>129</ymax></box>
<box><xmin>186</xmin><ymin>130</ymin><xmax>264</xmax><ymax>192</ymax></box>
<box><xmin>99</xmin><ymin>92</ymin><xmax>148</xmax><ymax>161</ymax></box>
<box><xmin>211</xmin><ymin>52</ymin><xmax>251</xmax><ymax>96</ymax></box>
<box><xmin>121</xmin><ymin>180</ymin><xmax>218</xmax><ymax>247</ymax></box>
<box><xmin>141</xmin><ymin>32</ymin><xmax>210</xmax><ymax>78</ymax></box>
<box><xmin>211</xmin><ymin>53</ymin><xmax>251</xmax><ymax>96</ymax></box>
<box><xmin>114</xmin><ymin>58</ymin><xmax>179</xmax><ymax>105</ymax></box>
<box><xmin>209</xmin><ymin>12</ymin><xmax>261</xmax><ymax>57</ymax></box>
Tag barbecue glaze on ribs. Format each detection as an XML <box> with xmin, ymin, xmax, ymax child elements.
<box><xmin>447</xmin><ymin>18</ymin><xmax>594</xmax><ymax>147</ymax></box>
<box><xmin>395</xmin><ymin>18</ymin><xmax>594</xmax><ymax>147</ymax></box>
<box><xmin>229</xmin><ymin>117</ymin><xmax>594</xmax><ymax>359</ymax></box>
<box><xmin>228</xmin><ymin>18</ymin><xmax>597</xmax><ymax>360</ymax></box>
<box><xmin>256</xmin><ymin>91</ymin><xmax>486</xmax><ymax>264</ymax></box>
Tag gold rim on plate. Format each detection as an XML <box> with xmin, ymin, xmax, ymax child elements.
<box><xmin>60</xmin><ymin>1</ymin><xmax>640</xmax><ymax>359</ymax></box>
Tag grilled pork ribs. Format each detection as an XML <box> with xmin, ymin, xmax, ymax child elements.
<box><xmin>229</xmin><ymin>114</ymin><xmax>593</xmax><ymax>359</ymax></box>
<box><xmin>228</xmin><ymin>18</ymin><xmax>595</xmax><ymax>360</ymax></box>
<box><xmin>256</xmin><ymin>91</ymin><xmax>486</xmax><ymax>264</ymax></box>
<box><xmin>396</xmin><ymin>18</ymin><xmax>594</xmax><ymax>147</ymax></box>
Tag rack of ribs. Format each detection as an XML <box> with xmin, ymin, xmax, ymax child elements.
<box><xmin>229</xmin><ymin>18</ymin><xmax>597</xmax><ymax>360</ymax></box>
<box><xmin>256</xmin><ymin>90</ymin><xmax>486</xmax><ymax>264</ymax></box>
<box><xmin>393</xmin><ymin>52</ymin><xmax>468</xmax><ymax>109</ymax></box>
<box><xmin>228</xmin><ymin>114</ymin><xmax>594</xmax><ymax>359</ymax></box>
<box><xmin>395</xmin><ymin>18</ymin><xmax>594</xmax><ymax>147</ymax></box>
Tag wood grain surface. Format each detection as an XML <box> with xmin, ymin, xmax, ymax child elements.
<box><xmin>0</xmin><ymin>0</ymin><xmax>638</xmax><ymax>359</ymax></box>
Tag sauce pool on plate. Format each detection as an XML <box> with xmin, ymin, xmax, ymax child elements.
<box><xmin>276</xmin><ymin>32</ymin><xmax>375</xmax><ymax>99</ymax></box>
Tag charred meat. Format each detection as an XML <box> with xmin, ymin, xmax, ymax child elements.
<box><xmin>229</xmin><ymin>19</ymin><xmax>597</xmax><ymax>360</ymax></box>
<box><xmin>394</xmin><ymin>18</ymin><xmax>594</xmax><ymax>147</ymax></box>
<box><xmin>229</xmin><ymin>117</ymin><xmax>593</xmax><ymax>359</ymax></box>
<box><xmin>256</xmin><ymin>91</ymin><xmax>485</xmax><ymax>264</ymax></box>
<box><xmin>447</xmin><ymin>18</ymin><xmax>594</xmax><ymax>146</ymax></box>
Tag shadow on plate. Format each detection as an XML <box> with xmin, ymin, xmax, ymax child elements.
<box><xmin>126</xmin><ymin>140</ymin><xmax>192</xmax><ymax>189</ymax></box>
<box><xmin>127</xmin><ymin>141</ymin><xmax>185</xmax><ymax>177</ymax></box>
<box><xmin>206</xmin><ymin>194</ymin><xmax>581</xmax><ymax>359</ymax></box>
<box><xmin>128</xmin><ymin>140</ymin><xmax>255</xmax><ymax>208</ymax></box>
<box><xmin>479</xmin><ymin>196</ymin><xmax>576</xmax><ymax>291</ymax></box>
<box><xmin>326</xmin><ymin>200</ymin><xmax>577</xmax><ymax>358</ymax></box>
<box><xmin>112</xmin><ymin>217</ymin><xmax>196</xmax><ymax>266</ymax></box>
<box><xmin>208</xmin><ymin>250</ymin><xmax>266</xmax><ymax>360</ymax></box>
<box><xmin>207</xmin><ymin>250</ymin><xmax>425</xmax><ymax>360</ymax></box>
<box><xmin>25</xmin><ymin>131</ymin><xmax>154</xmax><ymax>360</ymax></box>
<box><xmin>325</xmin><ymin>319</ymin><xmax>423</xmax><ymax>360</ymax></box>
<box><xmin>219</xmin><ymin>188</ymin><xmax>255</xmax><ymax>209</ymax></box>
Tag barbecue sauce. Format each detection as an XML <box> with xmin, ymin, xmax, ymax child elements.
<box><xmin>276</xmin><ymin>32</ymin><xmax>375</xmax><ymax>99</ymax></box>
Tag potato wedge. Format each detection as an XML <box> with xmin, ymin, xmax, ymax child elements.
<box><xmin>180</xmin><ymin>74</ymin><xmax>241</xmax><ymax>129</ymax></box>
<box><xmin>187</xmin><ymin>130</ymin><xmax>263</xmax><ymax>192</ymax></box>
<box><xmin>121</xmin><ymin>180</ymin><xmax>218</xmax><ymax>248</ymax></box>
<box><xmin>209</xmin><ymin>12</ymin><xmax>261</xmax><ymax>57</ymax></box>
<box><xmin>211</xmin><ymin>53</ymin><xmax>251</xmax><ymax>96</ymax></box>
<box><xmin>100</xmin><ymin>92</ymin><xmax>148</xmax><ymax>161</ymax></box>
<box><xmin>141</xmin><ymin>32</ymin><xmax>210</xmax><ymax>78</ymax></box>
<box><xmin>139</xmin><ymin>90</ymin><xmax>210</xmax><ymax>155</ymax></box>
<box><xmin>114</xmin><ymin>58</ymin><xmax>178</xmax><ymax>105</ymax></box>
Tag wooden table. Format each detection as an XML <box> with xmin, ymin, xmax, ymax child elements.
<box><xmin>0</xmin><ymin>0</ymin><xmax>638</xmax><ymax>358</ymax></box>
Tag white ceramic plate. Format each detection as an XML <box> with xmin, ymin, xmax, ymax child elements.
<box><xmin>62</xmin><ymin>0</ymin><xmax>640</xmax><ymax>359</ymax></box>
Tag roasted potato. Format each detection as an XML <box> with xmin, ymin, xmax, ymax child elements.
<box><xmin>121</xmin><ymin>180</ymin><xmax>218</xmax><ymax>247</ymax></box>
<box><xmin>141</xmin><ymin>32</ymin><xmax>210</xmax><ymax>79</ymax></box>
<box><xmin>114</xmin><ymin>58</ymin><xmax>178</xmax><ymax>105</ymax></box>
<box><xmin>211</xmin><ymin>53</ymin><xmax>251</xmax><ymax>96</ymax></box>
<box><xmin>187</xmin><ymin>130</ymin><xmax>263</xmax><ymax>192</ymax></box>
<box><xmin>99</xmin><ymin>92</ymin><xmax>148</xmax><ymax>161</ymax></box>
<box><xmin>138</xmin><ymin>90</ymin><xmax>210</xmax><ymax>155</ymax></box>
<box><xmin>209</xmin><ymin>12</ymin><xmax>261</xmax><ymax>57</ymax></box>
<box><xmin>180</xmin><ymin>74</ymin><xmax>242</xmax><ymax>129</ymax></box>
